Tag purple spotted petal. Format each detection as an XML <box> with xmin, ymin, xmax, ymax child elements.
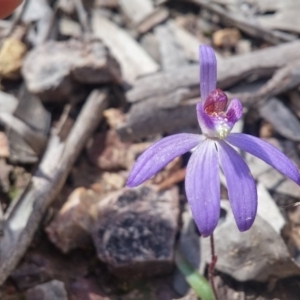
<box><xmin>185</xmin><ymin>140</ymin><xmax>220</xmax><ymax>237</ymax></box>
<box><xmin>200</xmin><ymin>45</ymin><xmax>217</xmax><ymax>104</ymax></box>
<box><xmin>226</xmin><ymin>133</ymin><xmax>300</xmax><ymax>184</ymax></box>
<box><xmin>226</xmin><ymin>98</ymin><xmax>243</xmax><ymax>125</ymax></box>
<box><xmin>127</xmin><ymin>133</ymin><xmax>203</xmax><ymax>187</ymax></box>
<box><xmin>217</xmin><ymin>140</ymin><xmax>257</xmax><ymax>231</ymax></box>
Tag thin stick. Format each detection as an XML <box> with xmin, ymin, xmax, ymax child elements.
<box><xmin>4</xmin><ymin>0</ymin><xmax>30</xmax><ymax>38</ymax></box>
<box><xmin>0</xmin><ymin>89</ymin><xmax>108</xmax><ymax>285</ymax></box>
<box><xmin>189</xmin><ymin>0</ymin><xmax>296</xmax><ymax>45</ymax></box>
<box><xmin>73</xmin><ymin>0</ymin><xmax>91</xmax><ymax>33</ymax></box>
<box><xmin>209</xmin><ymin>234</ymin><xmax>219</xmax><ymax>300</ymax></box>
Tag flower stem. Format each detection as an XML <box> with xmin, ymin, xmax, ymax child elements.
<box><xmin>209</xmin><ymin>233</ymin><xmax>219</xmax><ymax>300</ymax></box>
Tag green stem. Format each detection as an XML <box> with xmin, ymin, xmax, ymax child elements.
<box><xmin>175</xmin><ymin>250</ymin><xmax>215</xmax><ymax>300</ymax></box>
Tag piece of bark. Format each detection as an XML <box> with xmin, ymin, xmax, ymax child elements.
<box><xmin>232</xmin><ymin>59</ymin><xmax>300</xmax><ymax>107</ymax></box>
<box><xmin>73</xmin><ymin>0</ymin><xmax>91</xmax><ymax>33</ymax></box>
<box><xmin>58</xmin><ymin>0</ymin><xmax>75</xmax><ymax>14</ymax></box>
<box><xmin>117</xmin><ymin>98</ymin><xmax>198</xmax><ymax>141</ymax></box>
<box><xmin>59</xmin><ymin>17</ymin><xmax>81</xmax><ymax>37</ymax></box>
<box><xmin>121</xmin><ymin>36</ymin><xmax>299</xmax><ymax>144</ymax></box>
<box><xmin>255</xmin><ymin>0</ymin><xmax>300</xmax><ymax>34</ymax></box>
<box><xmin>91</xmin><ymin>185</ymin><xmax>180</xmax><ymax>278</ymax></box>
<box><xmin>0</xmin><ymin>113</ymin><xmax>47</xmax><ymax>161</ymax></box>
<box><xmin>136</xmin><ymin>7</ymin><xmax>169</xmax><ymax>34</ymax></box>
<box><xmin>155</xmin><ymin>22</ymin><xmax>188</xmax><ymax>71</ymax></box>
<box><xmin>92</xmin><ymin>11</ymin><xmax>159</xmax><ymax>83</ymax></box>
<box><xmin>6</xmin><ymin>87</ymin><xmax>50</xmax><ymax>163</ymax></box>
<box><xmin>0</xmin><ymin>89</ymin><xmax>108</xmax><ymax>285</ymax></box>
<box><xmin>95</xmin><ymin>0</ymin><xmax>118</xmax><ymax>9</ymax></box>
<box><xmin>22</xmin><ymin>38</ymin><xmax>121</xmax><ymax>103</ymax></box>
<box><xmin>169</xmin><ymin>21</ymin><xmax>202</xmax><ymax>62</ymax></box>
<box><xmin>256</xmin><ymin>60</ymin><xmax>300</xmax><ymax>103</ymax></box>
<box><xmin>189</xmin><ymin>0</ymin><xmax>296</xmax><ymax>44</ymax></box>
<box><xmin>0</xmin><ymin>91</ymin><xmax>18</xmax><ymax>114</ymax></box>
<box><xmin>118</xmin><ymin>41</ymin><xmax>300</xmax><ymax>141</ymax></box>
<box><xmin>126</xmin><ymin>40</ymin><xmax>300</xmax><ymax>104</ymax></box>
<box><xmin>259</xmin><ymin>97</ymin><xmax>300</xmax><ymax>141</ymax></box>
<box><xmin>140</xmin><ymin>33</ymin><xmax>160</xmax><ymax>63</ymax></box>
<box><xmin>22</xmin><ymin>0</ymin><xmax>54</xmax><ymax>45</ymax></box>
<box><xmin>118</xmin><ymin>0</ymin><xmax>154</xmax><ymax>25</ymax></box>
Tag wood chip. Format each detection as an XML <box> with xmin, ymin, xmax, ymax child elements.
<box><xmin>92</xmin><ymin>12</ymin><xmax>159</xmax><ymax>83</ymax></box>
<box><xmin>259</xmin><ymin>97</ymin><xmax>300</xmax><ymax>141</ymax></box>
<box><xmin>155</xmin><ymin>22</ymin><xmax>187</xmax><ymax>71</ymax></box>
<box><xmin>169</xmin><ymin>21</ymin><xmax>201</xmax><ymax>62</ymax></box>
<box><xmin>126</xmin><ymin>40</ymin><xmax>300</xmax><ymax>104</ymax></box>
<box><xmin>22</xmin><ymin>38</ymin><xmax>121</xmax><ymax>102</ymax></box>
<box><xmin>118</xmin><ymin>0</ymin><xmax>154</xmax><ymax>25</ymax></box>
<box><xmin>136</xmin><ymin>7</ymin><xmax>169</xmax><ymax>34</ymax></box>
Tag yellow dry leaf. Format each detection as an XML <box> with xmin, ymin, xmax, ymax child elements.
<box><xmin>0</xmin><ymin>38</ymin><xmax>27</xmax><ymax>80</ymax></box>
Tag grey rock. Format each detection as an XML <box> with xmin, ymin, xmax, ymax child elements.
<box><xmin>22</xmin><ymin>38</ymin><xmax>121</xmax><ymax>103</ymax></box>
<box><xmin>25</xmin><ymin>280</ymin><xmax>68</xmax><ymax>300</ymax></box>
<box><xmin>201</xmin><ymin>201</ymin><xmax>300</xmax><ymax>282</ymax></box>
<box><xmin>91</xmin><ymin>185</ymin><xmax>180</xmax><ymax>278</ymax></box>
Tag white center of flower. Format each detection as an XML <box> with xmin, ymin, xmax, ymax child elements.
<box><xmin>214</xmin><ymin>116</ymin><xmax>231</xmax><ymax>139</ymax></box>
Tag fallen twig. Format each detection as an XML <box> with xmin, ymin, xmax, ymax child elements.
<box><xmin>188</xmin><ymin>0</ymin><xmax>296</xmax><ymax>45</ymax></box>
<box><xmin>0</xmin><ymin>89</ymin><xmax>108</xmax><ymax>285</ymax></box>
<box><xmin>118</xmin><ymin>41</ymin><xmax>300</xmax><ymax>141</ymax></box>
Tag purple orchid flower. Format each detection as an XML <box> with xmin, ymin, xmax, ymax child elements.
<box><xmin>127</xmin><ymin>45</ymin><xmax>300</xmax><ymax>237</ymax></box>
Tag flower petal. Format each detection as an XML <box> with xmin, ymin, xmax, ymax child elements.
<box><xmin>217</xmin><ymin>140</ymin><xmax>257</xmax><ymax>231</ymax></box>
<box><xmin>226</xmin><ymin>98</ymin><xmax>243</xmax><ymax>125</ymax></box>
<box><xmin>127</xmin><ymin>133</ymin><xmax>203</xmax><ymax>187</ymax></box>
<box><xmin>200</xmin><ymin>45</ymin><xmax>217</xmax><ymax>104</ymax></box>
<box><xmin>185</xmin><ymin>140</ymin><xmax>220</xmax><ymax>237</ymax></box>
<box><xmin>226</xmin><ymin>133</ymin><xmax>300</xmax><ymax>184</ymax></box>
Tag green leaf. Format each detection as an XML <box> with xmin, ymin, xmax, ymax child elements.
<box><xmin>175</xmin><ymin>250</ymin><xmax>215</xmax><ymax>300</ymax></box>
